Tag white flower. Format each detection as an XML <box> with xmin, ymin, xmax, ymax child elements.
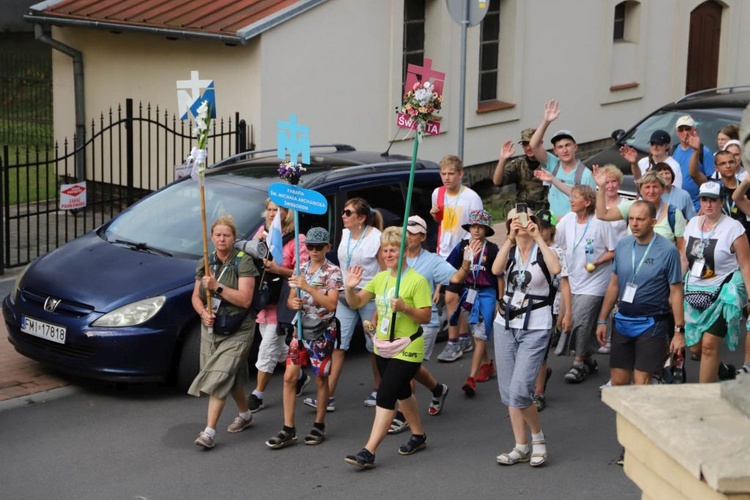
<box><xmin>196</xmin><ymin>100</ymin><xmax>209</xmax><ymax>119</ymax></box>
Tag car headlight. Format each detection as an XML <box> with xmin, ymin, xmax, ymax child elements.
<box><xmin>91</xmin><ymin>296</ymin><xmax>166</xmax><ymax>327</ymax></box>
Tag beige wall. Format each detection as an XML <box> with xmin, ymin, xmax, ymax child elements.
<box><xmin>47</xmin><ymin>0</ymin><xmax>750</xmax><ymax>183</ymax></box>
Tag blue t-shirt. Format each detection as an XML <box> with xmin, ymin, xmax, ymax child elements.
<box><xmin>671</xmin><ymin>145</ymin><xmax>715</xmax><ymax>211</ymax></box>
<box><xmin>543</xmin><ymin>153</ymin><xmax>596</xmax><ymax>217</ymax></box>
<box><xmin>662</xmin><ymin>187</ymin><xmax>696</xmax><ymax>221</ymax></box>
<box><xmin>612</xmin><ymin>233</ymin><xmax>682</xmax><ymax>317</ymax></box>
<box><xmin>408</xmin><ymin>249</ymin><xmax>457</xmax><ymax>327</ymax></box>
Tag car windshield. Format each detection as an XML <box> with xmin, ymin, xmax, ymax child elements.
<box><xmin>102</xmin><ymin>174</ymin><xmax>267</xmax><ymax>259</ymax></box>
<box><xmin>622</xmin><ymin>107</ymin><xmax>741</xmax><ymax>153</ymax></box>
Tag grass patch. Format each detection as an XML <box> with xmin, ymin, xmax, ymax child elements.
<box><xmin>3</xmin><ymin>146</ymin><xmax>59</xmax><ymax>205</ymax></box>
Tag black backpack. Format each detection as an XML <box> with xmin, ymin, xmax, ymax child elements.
<box><xmin>500</xmin><ymin>246</ymin><xmax>557</xmax><ymax>329</ymax></box>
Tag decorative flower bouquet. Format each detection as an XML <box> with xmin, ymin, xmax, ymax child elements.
<box><xmin>400</xmin><ymin>80</ymin><xmax>443</xmax><ymax>124</ymax></box>
<box><xmin>278</xmin><ymin>159</ymin><xmax>306</xmax><ymax>185</ymax></box>
<box><xmin>188</xmin><ymin>100</ymin><xmax>212</xmax><ymax>183</ymax></box>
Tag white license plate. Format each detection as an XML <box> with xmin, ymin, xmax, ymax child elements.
<box><xmin>20</xmin><ymin>316</ymin><xmax>66</xmax><ymax>344</ymax></box>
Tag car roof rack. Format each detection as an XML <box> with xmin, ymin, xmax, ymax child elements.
<box><xmin>675</xmin><ymin>85</ymin><xmax>750</xmax><ymax>103</ymax></box>
<box><xmin>211</xmin><ymin>144</ymin><xmax>356</xmax><ymax>168</ymax></box>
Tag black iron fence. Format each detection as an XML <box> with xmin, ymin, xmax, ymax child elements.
<box><xmin>0</xmin><ymin>98</ymin><xmax>249</xmax><ymax>270</ymax></box>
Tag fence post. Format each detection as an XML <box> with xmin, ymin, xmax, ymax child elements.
<box><xmin>0</xmin><ymin>146</ymin><xmax>6</xmax><ymax>274</ymax></box>
<box><xmin>236</xmin><ymin>113</ymin><xmax>247</xmax><ymax>154</ymax></box>
<box><xmin>126</xmin><ymin>99</ymin><xmax>134</xmax><ymax>206</ymax></box>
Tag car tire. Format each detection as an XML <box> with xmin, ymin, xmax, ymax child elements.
<box><xmin>175</xmin><ymin>323</ymin><xmax>201</xmax><ymax>391</ymax></box>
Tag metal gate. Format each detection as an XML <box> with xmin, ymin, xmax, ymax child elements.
<box><xmin>0</xmin><ymin>98</ymin><xmax>248</xmax><ymax>271</ymax></box>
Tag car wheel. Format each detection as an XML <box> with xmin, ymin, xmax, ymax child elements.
<box><xmin>175</xmin><ymin>323</ymin><xmax>201</xmax><ymax>391</ymax></box>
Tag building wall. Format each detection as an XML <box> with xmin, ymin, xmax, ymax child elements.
<box><xmin>46</xmin><ymin>0</ymin><xmax>750</xmax><ymax>182</ymax></box>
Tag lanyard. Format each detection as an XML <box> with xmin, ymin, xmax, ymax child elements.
<box><xmin>470</xmin><ymin>241</ymin><xmax>487</xmax><ymax>284</ymax></box>
<box><xmin>572</xmin><ymin>215</ymin><xmax>591</xmax><ymax>252</ymax></box>
<box><xmin>443</xmin><ymin>187</ymin><xmax>464</xmax><ymax>228</ymax></box>
<box><xmin>381</xmin><ymin>268</ymin><xmax>407</xmax><ymax>316</ymax></box>
<box><xmin>301</xmin><ymin>259</ymin><xmax>327</xmax><ymax>298</ymax></box>
<box><xmin>346</xmin><ymin>226</ymin><xmax>369</xmax><ymax>268</ymax></box>
<box><xmin>515</xmin><ymin>243</ymin><xmax>537</xmax><ymax>289</ymax></box>
<box><xmin>698</xmin><ymin>215</ymin><xmax>723</xmax><ymax>257</ymax></box>
<box><xmin>630</xmin><ymin>236</ymin><xmax>655</xmax><ymax>284</ymax></box>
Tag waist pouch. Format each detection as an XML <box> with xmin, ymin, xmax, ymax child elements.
<box><xmin>374</xmin><ymin>328</ymin><xmax>423</xmax><ymax>359</ymax></box>
<box><xmin>614</xmin><ymin>312</ymin><xmax>655</xmax><ymax>338</ymax></box>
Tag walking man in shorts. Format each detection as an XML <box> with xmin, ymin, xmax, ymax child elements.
<box><xmin>595</xmin><ymin>201</ymin><xmax>686</xmax><ymax>387</ymax></box>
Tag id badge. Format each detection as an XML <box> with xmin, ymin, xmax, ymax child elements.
<box><xmin>210</xmin><ymin>296</ymin><xmax>221</xmax><ymax>313</ymax></box>
<box><xmin>622</xmin><ymin>283</ymin><xmax>637</xmax><ymax>304</ymax></box>
<box><xmin>465</xmin><ymin>288</ymin><xmax>477</xmax><ymax>305</ymax></box>
<box><xmin>690</xmin><ymin>259</ymin><xmax>705</xmax><ymax>279</ymax></box>
<box><xmin>510</xmin><ymin>289</ymin><xmax>525</xmax><ymax>309</ymax></box>
<box><xmin>379</xmin><ymin>317</ymin><xmax>390</xmax><ymax>335</ymax></box>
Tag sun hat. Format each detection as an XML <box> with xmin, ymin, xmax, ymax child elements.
<box><xmin>406</xmin><ymin>215</ymin><xmax>427</xmax><ymax>235</ymax></box>
<box><xmin>461</xmin><ymin>209</ymin><xmax>495</xmax><ymax>237</ymax></box>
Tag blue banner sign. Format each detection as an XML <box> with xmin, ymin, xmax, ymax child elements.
<box><xmin>268</xmin><ymin>182</ymin><xmax>328</xmax><ymax>215</ymax></box>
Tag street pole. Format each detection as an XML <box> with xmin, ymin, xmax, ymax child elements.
<box><xmin>458</xmin><ymin>0</ymin><xmax>468</xmax><ymax>161</ymax></box>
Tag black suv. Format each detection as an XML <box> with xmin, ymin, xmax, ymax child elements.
<box><xmin>3</xmin><ymin>145</ymin><xmax>442</xmax><ymax>388</ymax></box>
<box><xmin>585</xmin><ymin>86</ymin><xmax>750</xmax><ymax>195</ymax></box>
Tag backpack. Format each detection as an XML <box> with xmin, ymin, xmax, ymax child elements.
<box><xmin>250</xmin><ymin>232</ymin><xmax>295</xmax><ymax>312</ymax></box>
<box><xmin>551</xmin><ymin>160</ymin><xmax>586</xmax><ymax>187</ymax></box>
<box><xmin>435</xmin><ymin>185</ymin><xmax>447</xmax><ymax>244</ymax></box>
<box><xmin>500</xmin><ymin>246</ymin><xmax>556</xmax><ymax>329</ymax></box>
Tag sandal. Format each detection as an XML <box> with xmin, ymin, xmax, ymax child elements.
<box><xmin>304</xmin><ymin>427</ymin><xmax>326</xmax><ymax>445</ymax></box>
<box><xmin>496</xmin><ymin>447</ymin><xmax>530</xmax><ymax>465</ymax></box>
<box><xmin>388</xmin><ymin>414</ymin><xmax>409</xmax><ymax>435</ymax></box>
<box><xmin>530</xmin><ymin>437</ymin><xmax>547</xmax><ymax>467</ymax></box>
<box><xmin>265</xmin><ymin>429</ymin><xmax>297</xmax><ymax>449</ymax></box>
<box><xmin>398</xmin><ymin>434</ymin><xmax>427</xmax><ymax>455</ymax></box>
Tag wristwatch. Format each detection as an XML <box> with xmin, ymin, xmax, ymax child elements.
<box><xmin>674</xmin><ymin>326</ymin><xmax>685</xmax><ymax>333</ymax></box>
<box><xmin>216</xmin><ymin>285</ymin><xmax>224</xmax><ymax>295</ymax></box>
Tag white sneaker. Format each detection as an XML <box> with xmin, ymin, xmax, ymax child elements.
<box><xmin>437</xmin><ymin>342</ymin><xmax>463</xmax><ymax>362</ymax></box>
<box><xmin>599</xmin><ymin>379</ymin><xmax>612</xmax><ymax>391</ymax></box>
<box><xmin>363</xmin><ymin>391</ymin><xmax>377</xmax><ymax>407</ymax></box>
<box><xmin>597</xmin><ymin>342</ymin><xmax>611</xmax><ymax>354</ymax></box>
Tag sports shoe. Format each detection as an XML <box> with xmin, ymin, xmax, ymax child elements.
<box><xmin>388</xmin><ymin>413</ymin><xmax>410</xmax><ymax>435</ymax></box>
<box><xmin>437</xmin><ymin>342</ymin><xmax>463</xmax><ymax>362</ymax></box>
<box><xmin>475</xmin><ymin>360</ymin><xmax>496</xmax><ymax>382</ymax></box>
<box><xmin>462</xmin><ymin>376</ymin><xmax>476</xmax><ymax>397</ymax></box>
<box><xmin>227</xmin><ymin>414</ymin><xmax>253</xmax><ymax>433</ymax></box>
<box><xmin>737</xmin><ymin>365</ymin><xmax>750</xmax><ymax>377</ymax></box>
<box><xmin>266</xmin><ymin>429</ymin><xmax>297</xmax><ymax>449</ymax></box>
<box><xmin>345</xmin><ymin>448</ymin><xmax>376</xmax><ymax>469</ymax></box>
<box><xmin>599</xmin><ymin>379</ymin><xmax>613</xmax><ymax>391</ymax></box>
<box><xmin>303</xmin><ymin>396</ymin><xmax>335</xmax><ymax>412</ymax></box>
<box><xmin>532</xmin><ymin>394</ymin><xmax>547</xmax><ymax>412</ymax></box>
<box><xmin>363</xmin><ymin>391</ymin><xmax>377</xmax><ymax>407</ymax></box>
<box><xmin>616</xmin><ymin>449</ymin><xmax>625</xmax><ymax>466</ymax></box>
<box><xmin>459</xmin><ymin>336</ymin><xmax>474</xmax><ymax>353</ymax></box>
<box><xmin>398</xmin><ymin>433</ymin><xmax>427</xmax><ymax>455</ymax></box>
<box><xmin>583</xmin><ymin>358</ymin><xmax>598</xmax><ymax>374</ymax></box>
<box><xmin>564</xmin><ymin>364</ymin><xmax>587</xmax><ymax>384</ymax></box>
<box><xmin>718</xmin><ymin>363</ymin><xmax>737</xmax><ymax>381</ymax></box>
<box><xmin>194</xmin><ymin>431</ymin><xmax>215</xmax><ymax>449</ymax></box>
<box><xmin>597</xmin><ymin>342</ymin><xmax>611</xmax><ymax>354</ymax></box>
<box><xmin>248</xmin><ymin>394</ymin><xmax>265</xmax><ymax>413</ymax></box>
<box><xmin>296</xmin><ymin>373</ymin><xmax>311</xmax><ymax>397</ymax></box>
<box><xmin>428</xmin><ymin>384</ymin><xmax>449</xmax><ymax>416</ymax></box>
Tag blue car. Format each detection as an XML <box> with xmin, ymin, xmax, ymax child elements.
<box><xmin>3</xmin><ymin>146</ymin><xmax>442</xmax><ymax>388</ymax></box>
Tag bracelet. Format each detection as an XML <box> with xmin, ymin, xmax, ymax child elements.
<box><xmin>597</xmin><ymin>320</ymin><xmax>607</xmax><ymax>325</ymax></box>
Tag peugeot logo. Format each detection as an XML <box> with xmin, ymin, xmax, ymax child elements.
<box><xmin>44</xmin><ymin>297</ymin><xmax>62</xmax><ymax>312</ymax></box>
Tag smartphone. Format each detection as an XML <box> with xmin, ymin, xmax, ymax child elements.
<box><xmin>516</xmin><ymin>203</ymin><xmax>528</xmax><ymax>227</ymax></box>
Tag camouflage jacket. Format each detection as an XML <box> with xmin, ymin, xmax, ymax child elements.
<box><xmin>502</xmin><ymin>155</ymin><xmax>548</xmax><ymax>209</ymax></box>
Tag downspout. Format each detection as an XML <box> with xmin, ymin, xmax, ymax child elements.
<box><xmin>33</xmin><ymin>23</ymin><xmax>86</xmax><ymax>181</ymax></box>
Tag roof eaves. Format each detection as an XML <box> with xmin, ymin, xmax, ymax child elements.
<box><xmin>237</xmin><ymin>0</ymin><xmax>327</xmax><ymax>41</ymax></box>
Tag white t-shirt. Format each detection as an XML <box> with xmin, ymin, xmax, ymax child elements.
<box><xmin>431</xmin><ymin>186</ymin><xmax>483</xmax><ymax>258</ymax></box>
<box><xmin>637</xmin><ymin>156</ymin><xmax>683</xmax><ymax>188</ymax></box>
<box><xmin>555</xmin><ymin>212</ymin><xmax>616</xmax><ymax>296</ymax></box>
<box><xmin>495</xmin><ymin>245</ymin><xmax>553</xmax><ymax>330</ymax></box>
<box><xmin>683</xmin><ymin>215</ymin><xmax>745</xmax><ymax>288</ymax></box>
<box><xmin>551</xmin><ymin>245</ymin><xmax>568</xmax><ymax>315</ymax></box>
<box><xmin>338</xmin><ymin>226</ymin><xmax>382</xmax><ymax>287</ymax></box>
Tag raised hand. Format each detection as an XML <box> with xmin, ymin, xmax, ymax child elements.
<box><xmin>543</xmin><ymin>99</ymin><xmax>560</xmax><ymax>122</ymax></box>
<box><xmin>619</xmin><ymin>145</ymin><xmax>638</xmax><ymax>164</ymax></box>
<box><xmin>533</xmin><ymin>169</ymin><xmax>554</xmax><ymax>182</ymax></box>
<box><xmin>526</xmin><ymin>220</ymin><xmax>540</xmax><ymax>239</ymax></box>
<box><xmin>345</xmin><ymin>265</ymin><xmax>364</xmax><ymax>289</ymax></box>
<box><xmin>592</xmin><ymin>165</ymin><xmax>608</xmax><ymax>187</ymax></box>
<box><xmin>687</xmin><ymin>129</ymin><xmax>701</xmax><ymax>150</ymax></box>
<box><xmin>500</xmin><ymin>140</ymin><xmax>515</xmax><ymax>160</ymax></box>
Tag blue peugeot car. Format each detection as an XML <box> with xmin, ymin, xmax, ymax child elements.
<box><xmin>3</xmin><ymin>145</ymin><xmax>442</xmax><ymax>388</ymax></box>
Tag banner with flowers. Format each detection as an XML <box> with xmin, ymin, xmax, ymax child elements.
<box><xmin>396</xmin><ymin>58</ymin><xmax>444</xmax><ymax>136</ymax></box>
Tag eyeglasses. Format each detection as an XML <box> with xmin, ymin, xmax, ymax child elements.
<box><xmin>677</xmin><ymin>126</ymin><xmax>693</xmax><ymax>132</ymax></box>
<box><xmin>342</xmin><ymin>209</ymin><xmax>356</xmax><ymax>217</ymax></box>
<box><xmin>407</xmin><ymin>220</ymin><xmax>426</xmax><ymax>230</ymax></box>
<box><xmin>306</xmin><ymin>244</ymin><xmax>327</xmax><ymax>251</ymax></box>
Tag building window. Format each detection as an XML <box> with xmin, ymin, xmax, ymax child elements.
<box><xmin>478</xmin><ymin>0</ymin><xmax>500</xmax><ymax>102</ymax></box>
<box><xmin>613</xmin><ymin>2</ymin><xmax>626</xmax><ymax>41</ymax></box>
<box><xmin>403</xmin><ymin>0</ymin><xmax>426</xmax><ymax>87</ymax></box>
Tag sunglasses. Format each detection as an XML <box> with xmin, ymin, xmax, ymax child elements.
<box><xmin>306</xmin><ymin>243</ymin><xmax>327</xmax><ymax>251</ymax></box>
<box><xmin>407</xmin><ymin>220</ymin><xmax>426</xmax><ymax>229</ymax></box>
<box><xmin>342</xmin><ymin>209</ymin><xmax>356</xmax><ymax>217</ymax></box>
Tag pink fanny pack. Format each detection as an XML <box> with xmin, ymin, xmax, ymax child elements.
<box><xmin>373</xmin><ymin>328</ymin><xmax>422</xmax><ymax>358</ymax></box>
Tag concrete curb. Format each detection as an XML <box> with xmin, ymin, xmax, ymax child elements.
<box><xmin>0</xmin><ymin>386</ymin><xmax>79</xmax><ymax>414</ymax></box>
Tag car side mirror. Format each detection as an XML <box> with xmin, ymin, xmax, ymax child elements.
<box><xmin>611</xmin><ymin>129</ymin><xmax>625</xmax><ymax>142</ymax></box>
